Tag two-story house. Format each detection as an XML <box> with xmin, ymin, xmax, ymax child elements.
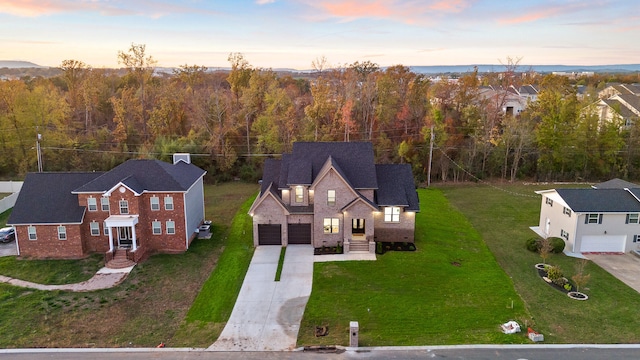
<box><xmin>7</xmin><ymin>154</ymin><xmax>206</xmax><ymax>265</ymax></box>
<box><xmin>531</xmin><ymin>179</ymin><xmax>640</xmax><ymax>254</ymax></box>
<box><xmin>248</xmin><ymin>142</ymin><xmax>420</xmax><ymax>253</ymax></box>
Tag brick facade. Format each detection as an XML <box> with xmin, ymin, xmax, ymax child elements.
<box><xmin>15</xmin><ymin>224</ymin><xmax>84</xmax><ymax>259</ymax></box>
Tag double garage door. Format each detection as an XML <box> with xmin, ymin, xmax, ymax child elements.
<box><xmin>580</xmin><ymin>235</ymin><xmax>626</xmax><ymax>253</ymax></box>
<box><xmin>257</xmin><ymin>224</ymin><xmax>311</xmax><ymax>245</ymax></box>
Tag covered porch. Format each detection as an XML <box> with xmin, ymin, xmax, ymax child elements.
<box><xmin>104</xmin><ymin>215</ymin><xmax>141</xmax><ymax>266</ymax></box>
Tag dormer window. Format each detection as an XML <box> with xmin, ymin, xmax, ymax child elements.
<box><xmin>295</xmin><ymin>186</ymin><xmax>304</xmax><ymax>203</ymax></box>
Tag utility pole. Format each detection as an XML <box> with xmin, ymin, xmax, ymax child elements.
<box><xmin>36</xmin><ymin>133</ymin><xmax>43</xmax><ymax>172</ymax></box>
<box><xmin>427</xmin><ymin>123</ymin><xmax>434</xmax><ymax>187</ymax></box>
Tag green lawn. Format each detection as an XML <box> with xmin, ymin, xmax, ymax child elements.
<box><xmin>298</xmin><ymin>188</ymin><xmax>530</xmax><ymax>346</ymax></box>
<box><xmin>0</xmin><ymin>208</ymin><xmax>10</xmax><ymax>228</ymax></box>
<box><xmin>0</xmin><ymin>182</ymin><xmax>258</xmax><ymax>348</ymax></box>
<box><xmin>440</xmin><ymin>182</ymin><xmax>640</xmax><ymax>343</ymax></box>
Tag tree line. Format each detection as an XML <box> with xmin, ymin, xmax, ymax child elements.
<box><xmin>1</xmin><ymin>44</ymin><xmax>639</xmax><ymax>183</ymax></box>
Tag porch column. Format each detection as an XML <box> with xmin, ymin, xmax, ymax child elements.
<box><xmin>108</xmin><ymin>227</ymin><xmax>114</xmax><ymax>252</ymax></box>
<box><xmin>131</xmin><ymin>225</ymin><xmax>137</xmax><ymax>251</ymax></box>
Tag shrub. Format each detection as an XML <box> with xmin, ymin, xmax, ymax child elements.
<box><xmin>549</xmin><ymin>237</ymin><xmax>565</xmax><ymax>253</ymax></box>
<box><xmin>546</xmin><ymin>265</ymin><xmax>563</xmax><ymax>281</ymax></box>
<box><xmin>526</xmin><ymin>237</ymin><xmax>540</xmax><ymax>252</ymax></box>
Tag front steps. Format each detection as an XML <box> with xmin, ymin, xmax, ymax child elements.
<box><xmin>106</xmin><ymin>249</ymin><xmax>136</xmax><ymax>269</ymax></box>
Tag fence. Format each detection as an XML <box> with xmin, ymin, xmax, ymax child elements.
<box><xmin>0</xmin><ymin>181</ymin><xmax>23</xmax><ymax>215</ymax></box>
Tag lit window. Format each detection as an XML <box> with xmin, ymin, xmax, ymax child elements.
<box><xmin>58</xmin><ymin>226</ymin><xmax>67</xmax><ymax>240</ymax></box>
<box><xmin>119</xmin><ymin>200</ymin><xmax>129</xmax><ymax>214</ymax></box>
<box><xmin>384</xmin><ymin>207</ymin><xmax>401</xmax><ymax>222</ymax></box>
<box><xmin>295</xmin><ymin>186</ymin><xmax>304</xmax><ymax>203</ymax></box>
<box><xmin>166</xmin><ymin>220</ymin><xmax>175</xmax><ymax>234</ymax></box>
<box><xmin>164</xmin><ymin>196</ymin><xmax>174</xmax><ymax>210</ymax></box>
<box><xmin>327</xmin><ymin>190</ymin><xmax>336</xmax><ymax>206</ymax></box>
<box><xmin>28</xmin><ymin>226</ymin><xmax>37</xmax><ymax>240</ymax></box>
<box><xmin>150</xmin><ymin>196</ymin><xmax>160</xmax><ymax>211</ymax></box>
<box><xmin>101</xmin><ymin>197</ymin><xmax>110</xmax><ymax>211</ymax></box>
<box><xmin>87</xmin><ymin>197</ymin><xmax>97</xmax><ymax>211</ymax></box>
<box><xmin>323</xmin><ymin>218</ymin><xmax>339</xmax><ymax>234</ymax></box>
<box><xmin>152</xmin><ymin>221</ymin><xmax>161</xmax><ymax>235</ymax></box>
<box><xmin>90</xmin><ymin>222</ymin><xmax>100</xmax><ymax>236</ymax></box>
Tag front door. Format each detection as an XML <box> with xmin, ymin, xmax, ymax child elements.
<box><xmin>352</xmin><ymin>219</ymin><xmax>365</xmax><ymax>234</ymax></box>
<box><xmin>118</xmin><ymin>227</ymin><xmax>133</xmax><ymax>248</ymax></box>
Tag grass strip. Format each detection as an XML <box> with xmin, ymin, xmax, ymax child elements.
<box><xmin>275</xmin><ymin>246</ymin><xmax>286</xmax><ymax>281</ymax></box>
<box><xmin>184</xmin><ymin>194</ymin><xmax>256</xmax><ymax>323</ymax></box>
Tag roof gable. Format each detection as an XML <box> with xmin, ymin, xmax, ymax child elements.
<box><xmin>8</xmin><ymin>172</ymin><xmax>103</xmax><ymax>225</ymax></box>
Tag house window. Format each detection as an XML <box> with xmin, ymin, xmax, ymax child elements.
<box><xmin>152</xmin><ymin>221</ymin><xmax>161</xmax><ymax>235</ymax></box>
<box><xmin>90</xmin><ymin>222</ymin><xmax>100</xmax><ymax>236</ymax></box>
<box><xmin>634</xmin><ymin>235</ymin><xmax>640</xmax><ymax>243</ymax></box>
<box><xmin>563</xmin><ymin>207</ymin><xmax>571</xmax><ymax>216</ymax></box>
<box><xmin>101</xmin><ymin>197</ymin><xmax>110</xmax><ymax>211</ymax></box>
<box><xmin>560</xmin><ymin>229</ymin><xmax>569</xmax><ymax>240</ymax></box>
<box><xmin>166</xmin><ymin>220</ymin><xmax>176</xmax><ymax>235</ymax></box>
<box><xmin>164</xmin><ymin>196</ymin><xmax>174</xmax><ymax>211</ymax></box>
<box><xmin>150</xmin><ymin>196</ymin><xmax>160</xmax><ymax>211</ymax></box>
<box><xmin>119</xmin><ymin>200</ymin><xmax>129</xmax><ymax>214</ymax></box>
<box><xmin>323</xmin><ymin>218</ymin><xmax>339</xmax><ymax>234</ymax></box>
<box><xmin>327</xmin><ymin>190</ymin><xmax>336</xmax><ymax>206</ymax></box>
<box><xmin>87</xmin><ymin>197</ymin><xmax>97</xmax><ymax>211</ymax></box>
<box><xmin>28</xmin><ymin>226</ymin><xmax>37</xmax><ymax>240</ymax></box>
<box><xmin>295</xmin><ymin>186</ymin><xmax>304</xmax><ymax>203</ymax></box>
<box><xmin>103</xmin><ymin>222</ymin><xmax>109</xmax><ymax>236</ymax></box>
<box><xmin>585</xmin><ymin>213</ymin><xmax>602</xmax><ymax>224</ymax></box>
<box><xmin>58</xmin><ymin>226</ymin><xmax>67</xmax><ymax>240</ymax></box>
<box><xmin>384</xmin><ymin>207</ymin><xmax>401</xmax><ymax>222</ymax></box>
<box><xmin>626</xmin><ymin>213</ymin><xmax>639</xmax><ymax>224</ymax></box>
<box><xmin>545</xmin><ymin>197</ymin><xmax>553</xmax><ymax>206</ymax></box>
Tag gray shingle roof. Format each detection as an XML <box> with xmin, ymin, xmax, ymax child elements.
<box><xmin>260</xmin><ymin>158</ymin><xmax>282</xmax><ymax>194</ymax></box>
<box><xmin>557</xmin><ymin>188</ymin><xmax>640</xmax><ymax>212</ymax></box>
<box><xmin>286</xmin><ymin>142</ymin><xmax>378</xmax><ymax>189</ymax></box>
<box><xmin>375</xmin><ymin>164</ymin><xmax>420</xmax><ymax>211</ymax></box>
<box><xmin>593</xmin><ymin>178</ymin><xmax>640</xmax><ymax>189</ymax></box>
<box><xmin>7</xmin><ymin>172</ymin><xmax>103</xmax><ymax>225</ymax></box>
<box><xmin>73</xmin><ymin>159</ymin><xmax>206</xmax><ymax>193</ymax></box>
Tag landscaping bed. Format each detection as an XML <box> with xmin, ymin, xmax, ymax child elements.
<box><xmin>375</xmin><ymin>242</ymin><xmax>416</xmax><ymax>254</ymax></box>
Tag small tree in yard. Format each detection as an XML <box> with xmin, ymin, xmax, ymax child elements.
<box><xmin>572</xmin><ymin>259</ymin><xmax>591</xmax><ymax>292</ymax></box>
<box><xmin>539</xmin><ymin>237</ymin><xmax>553</xmax><ymax>264</ymax></box>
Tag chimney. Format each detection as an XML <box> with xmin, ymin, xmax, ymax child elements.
<box><xmin>173</xmin><ymin>153</ymin><xmax>191</xmax><ymax>164</ymax></box>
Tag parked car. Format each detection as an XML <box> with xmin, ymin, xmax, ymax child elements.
<box><xmin>0</xmin><ymin>227</ymin><xmax>15</xmax><ymax>243</ymax></box>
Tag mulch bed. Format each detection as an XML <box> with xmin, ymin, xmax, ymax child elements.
<box><xmin>314</xmin><ymin>246</ymin><xmax>343</xmax><ymax>255</ymax></box>
<box><xmin>536</xmin><ymin>267</ymin><xmax>573</xmax><ymax>294</ymax></box>
<box><xmin>376</xmin><ymin>242</ymin><xmax>417</xmax><ymax>254</ymax></box>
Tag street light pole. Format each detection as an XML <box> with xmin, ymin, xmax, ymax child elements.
<box><xmin>36</xmin><ymin>133</ymin><xmax>43</xmax><ymax>172</ymax></box>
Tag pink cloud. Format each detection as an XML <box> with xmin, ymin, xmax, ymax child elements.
<box><xmin>300</xmin><ymin>0</ymin><xmax>473</xmax><ymax>24</ymax></box>
<box><xmin>498</xmin><ymin>3</ymin><xmax>588</xmax><ymax>25</ymax></box>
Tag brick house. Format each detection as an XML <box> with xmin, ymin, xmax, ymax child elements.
<box><xmin>7</xmin><ymin>155</ymin><xmax>206</xmax><ymax>264</ymax></box>
<box><xmin>248</xmin><ymin>142</ymin><xmax>420</xmax><ymax>252</ymax></box>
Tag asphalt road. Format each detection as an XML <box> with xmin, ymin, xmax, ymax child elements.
<box><xmin>2</xmin><ymin>346</ymin><xmax>640</xmax><ymax>360</ymax></box>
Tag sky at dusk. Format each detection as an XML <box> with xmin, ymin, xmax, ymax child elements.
<box><xmin>0</xmin><ymin>0</ymin><xmax>638</xmax><ymax>70</ymax></box>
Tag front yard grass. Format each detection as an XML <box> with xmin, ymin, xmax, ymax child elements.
<box><xmin>298</xmin><ymin>188</ymin><xmax>530</xmax><ymax>346</ymax></box>
<box><xmin>440</xmin><ymin>182</ymin><xmax>640</xmax><ymax>343</ymax></box>
<box><xmin>0</xmin><ymin>182</ymin><xmax>258</xmax><ymax>348</ymax></box>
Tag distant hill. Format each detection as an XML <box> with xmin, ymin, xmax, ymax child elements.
<box><xmin>409</xmin><ymin>64</ymin><xmax>640</xmax><ymax>74</ymax></box>
<box><xmin>0</xmin><ymin>60</ymin><xmax>45</xmax><ymax>69</ymax></box>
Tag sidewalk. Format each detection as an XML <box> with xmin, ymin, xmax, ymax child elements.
<box><xmin>0</xmin><ymin>265</ymin><xmax>134</xmax><ymax>292</ymax></box>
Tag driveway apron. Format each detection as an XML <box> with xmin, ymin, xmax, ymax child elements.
<box><xmin>209</xmin><ymin>245</ymin><xmax>314</xmax><ymax>351</ymax></box>
<box><xmin>587</xmin><ymin>253</ymin><xmax>640</xmax><ymax>293</ymax></box>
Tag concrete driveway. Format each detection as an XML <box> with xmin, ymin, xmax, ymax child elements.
<box><xmin>0</xmin><ymin>241</ymin><xmax>18</xmax><ymax>257</ymax></box>
<box><xmin>586</xmin><ymin>253</ymin><xmax>640</xmax><ymax>293</ymax></box>
<box><xmin>209</xmin><ymin>245</ymin><xmax>314</xmax><ymax>351</ymax></box>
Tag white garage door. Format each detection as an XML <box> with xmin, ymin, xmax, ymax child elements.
<box><xmin>580</xmin><ymin>235</ymin><xmax>626</xmax><ymax>253</ymax></box>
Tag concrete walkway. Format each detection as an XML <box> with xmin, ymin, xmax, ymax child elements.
<box><xmin>0</xmin><ymin>265</ymin><xmax>134</xmax><ymax>292</ymax></box>
<box><xmin>209</xmin><ymin>245</ymin><xmax>314</xmax><ymax>351</ymax></box>
<box><xmin>586</xmin><ymin>253</ymin><xmax>640</xmax><ymax>294</ymax></box>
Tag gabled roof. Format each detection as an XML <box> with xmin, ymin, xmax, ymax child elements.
<box><xmin>7</xmin><ymin>172</ymin><xmax>103</xmax><ymax>225</ymax></box>
<box><xmin>375</xmin><ymin>164</ymin><xmax>420</xmax><ymax>211</ymax></box>
<box><xmin>592</xmin><ymin>178</ymin><xmax>640</xmax><ymax>189</ymax></box>
<box><xmin>260</xmin><ymin>159</ymin><xmax>282</xmax><ymax>194</ymax></box>
<box><xmin>73</xmin><ymin>159</ymin><xmax>206</xmax><ymax>194</ymax></box>
<box><xmin>556</xmin><ymin>188</ymin><xmax>640</xmax><ymax>213</ymax></box>
<box><xmin>276</xmin><ymin>142</ymin><xmax>378</xmax><ymax>189</ymax></box>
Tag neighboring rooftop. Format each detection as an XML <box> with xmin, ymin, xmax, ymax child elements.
<box><xmin>556</xmin><ymin>188</ymin><xmax>640</xmax><ymax>213</ymax></box>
